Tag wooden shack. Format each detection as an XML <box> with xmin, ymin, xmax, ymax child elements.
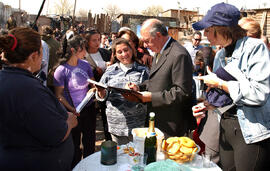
<box><xmin>162</xmin><ymin>9</ymin><xmax>201</xmax><ymax>29</ymax></box>
<box><xmin>115</xmin><ymin>14</ymin><xmax>178</xmax><ymax>39</ymax></box>
<box><xmin>243</xmin><ymin>8</ymin><xmax>270</xmax><ymax>38</ymax></box>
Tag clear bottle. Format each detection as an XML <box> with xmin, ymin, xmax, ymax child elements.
<box><xmin>144</xmin><ymin>112</ymin><xmax>157</xmax><ymax>164</ymax></box>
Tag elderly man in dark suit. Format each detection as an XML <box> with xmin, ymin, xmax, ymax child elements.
<box><xmin>129</xmin><ymin>19</ymin><xmax>196</xmax><ymax>137</ymax></box>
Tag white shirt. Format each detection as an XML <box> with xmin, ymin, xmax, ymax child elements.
<box><xmin>41</xmin><ymin>40</ymin><xmax>49</xmax><ymax>86</ymax></box>
<box><xmin>119</xmin><ymin>62</ymin><xmax>133</xmax><ymax>73</ymax></box>
<box><xmin>90</xmin><ymin>51</ymin><xmax>107</xmax><ymax>71</ymax></box>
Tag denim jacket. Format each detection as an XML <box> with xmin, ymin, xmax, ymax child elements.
<box><xmin>215</xmin><ymin>37</ymin><xmax>270</xmax><ymax>144</ymax></box>
<box><xmin>98</xmin><ymin>61</ymin><xmax>149</xmax><ymax>136</ymax></box>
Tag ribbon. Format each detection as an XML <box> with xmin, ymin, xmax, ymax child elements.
<box><xmin>8</xmin><ymin>34</ymin><xmax>17</xmax><ymax>51</ymax></box>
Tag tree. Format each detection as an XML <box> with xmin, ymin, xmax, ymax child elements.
<box><xmin>104</xmin><ymin>4</ymin><xmax>122</xmax><ymax>21</ymax></box>
<box><xmin>77</xmin><ymin>8</ymin><xmax>88</xmax><ymax>18</ymax></box>
<box><xmin>141</xmin><ymin>5</ymin><xmax>164</xmax><ymax>16</ymax></box>
<box><xmin>54</xmin><ymin>0</ymin><xmax>73</xmax><ymax>16</ymax></box>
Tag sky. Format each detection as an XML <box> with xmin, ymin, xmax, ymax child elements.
<box><xmin>1</xmin><ymin>0</ymin><xmax>270</xmax><ymax>15</ymax></box>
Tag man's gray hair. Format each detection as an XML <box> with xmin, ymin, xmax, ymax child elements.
<box><xmin>149</xmin><ymin>20</ymin><xmax>168</xmax><ymax>37</ymax></box>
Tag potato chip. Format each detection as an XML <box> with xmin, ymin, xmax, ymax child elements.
<box><xmin>167</xmin><ymin>142</ymin><xmax>180</xmax><ymax>155</ymax></box>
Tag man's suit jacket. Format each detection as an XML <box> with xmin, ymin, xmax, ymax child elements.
<box><xmin>141</xmin><ymin>38</ymin><xmax>196</xmax><ymax>137</ymax></box>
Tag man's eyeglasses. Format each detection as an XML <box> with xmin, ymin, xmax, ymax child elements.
<box><xmin>194</xmin><ymin>38</ymin><xmax>201</xmax><ymax>41</ymax></box>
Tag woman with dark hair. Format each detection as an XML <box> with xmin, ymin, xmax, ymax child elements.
<box><xmin>0</xmin><ymin>27</ymin><xmax>77</xmax><ymax>170</ymax></box>
<box><xmin>192</xmin><ymin>3</ymin><xmax>270</xmax><ymax>170</ymax></box>
<box><xmin>84</xmin><ymin>29</ymin><xmax>112</xmax><ymax>141</ymax></box>
<box><xmin>95</xmin><ymin>38</ymin><xmax>149</xmax><ymax>145</ymax></box>
<box><xmin>84</xmin><ymin>29</ymin><xmax>111</xmax><ymax>81</ymax></box>
<box><xmin>53</xmin><ymin>35</ymin><xmax>96</xmax><ymax>168</ymax></box>
<box><xmin>118</xmin><ymin>29</ymin><xmax>153</xmax><ymax>69</ymax></box>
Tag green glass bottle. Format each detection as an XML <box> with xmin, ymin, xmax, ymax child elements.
<box><xmin>144</xmin><ymin>112</ymin><xmax>157</xmax><ymax>164</ymax></box>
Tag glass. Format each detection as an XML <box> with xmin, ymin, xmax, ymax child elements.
<box><xmin>130</xmin><ymin>153</ymin><xmax>148</xmax><ymax>171</ymax></box>
<box><xmin>201</xmin><ymin>152</ymin><xmax>212</xmax><ymax>168</ymax></box>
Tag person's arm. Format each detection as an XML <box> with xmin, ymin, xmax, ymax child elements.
<box><xmin>196</xmin><ymin>67</ymin><xmax>229</xmax><ymax>93</ymax></box>
<box><xmin>226</xmin><ymin>43</ymin><xmax>270</xmax><ymax>105</ymax></box>
<box><xmin>23</xmin><ymin>85</ymin><xmax>77</xmax><ymax>146</ymax></box>
<box><xmin>53</xmin><ymin>66</ymin><xmax>76</xmax><ymax>113</ymax></box>
<box><xmin>62</xmin><ymin>112</ymin><xmax>78</xmax><ymax>141</ymax></box>
<box><xmin>151</xmin><ymin>52</ymin><xmax>193</xmax><ymax>107</ymax></box>
<box><xmin>200</xmin><ymin>42</ymin><xmax>270</xmax><ymax>106</ymax></box>
<box><xmin>54</xmin><ymin>86</ymin><xmax>76</xmax><ymax>113</ymax></box>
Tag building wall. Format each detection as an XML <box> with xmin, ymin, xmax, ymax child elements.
<box><xmin>0</xmin><ymin>3</ymin><xmax>13</xmax><ymax>28</ymax></box>
<box><xmin>245</xmin><ymin>9</ymin><xmax>270</xmax><ymax>38</ymax></box>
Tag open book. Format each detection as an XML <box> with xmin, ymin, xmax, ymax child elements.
<box><xmin>87</xmin><ymin>79</ymin><xmax>143</xmax><ymax>103</ymax></box>
<box><xmin>76</xmin><ymin>90</ymin><xmax>95</xmax><ymax>113</ymax></box>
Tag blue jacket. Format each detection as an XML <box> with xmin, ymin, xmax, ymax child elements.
<box><xmin>215</xmin><ymin>37</ymin><xmax>270</xmax><ymax>144</ymax></box>
<box><xmin>98</xmin><ymin>61</ymin><xmax>149</xmax><ymax>136</ymax></box>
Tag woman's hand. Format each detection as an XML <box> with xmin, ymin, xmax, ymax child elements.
<box><xmin>95</xmin><ymin>86</ymin><xmax>106</xmax><ymax>98</ymax></box>
<box><xmin>96</xmin><ymin>67</ymin><xmax>104</xmax><ymax>76</ymax></box>
<box><xmin>125</xmin><ymin>82</ymin><xmax>139</xmax><ymax>91</ymax></box>
<box><xmin>106</xmin><ymin>61</ymin><xmax>112</xmax><ymax>67</ymax></box>
<box><xmin>192</xmin><ymin>102</ymin><xmax>207</xmax><ymax>120</ymax></box>
<box><xmin>67</xmin><ymin>112</ymin><xmax>78</xmax><ymax>128</ymax></box>
<box><xmin>192</xmin><ymin>100</ymin><xmax>216</xmax><ymax>123</ymax></box>
<box><xmin>62</xmin><ymin>112</ymin><xmax>78</xmax><ymax>141</ymax></box>
<box><xmin>88</xmin><ymin>87</ymin><xmax>96</xmax><ymax>94</ymax></box>
<box><xmin>195</xmin><ymin>66</ymin><xmax>225</xmax><ymax>92</ymax></box>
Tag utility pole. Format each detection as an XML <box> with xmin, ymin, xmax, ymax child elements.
<box><xmin>177</xmin><ymin>1</ymin><xmax>181</xmax><ymax>27</ymax></box>
<box><xmin>72</xmin><ymin>0</ymin><xmax>77</xmax><ymax>25</ymax></box>
<box><xmin>19</xmin><ymin>0</ymin><xmax>21</xmax><ymax>12</ymax></box>
<box><xmin>46</xmin><ymin>0</ymin><xmax>49</xmax><ymax>15</ymax></box>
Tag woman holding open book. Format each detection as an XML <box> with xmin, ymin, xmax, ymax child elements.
<box><xmin>53</xmin><ymin>34</ymin><xmax>96</xmax><ymax>168</ymax></box>
<box><xmin>95</xmin><ymin>38</ymin><xmax>149</xmax><ymax>145</ymax></box>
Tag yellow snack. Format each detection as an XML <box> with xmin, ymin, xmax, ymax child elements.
<box><xmin>166</xmin><ymin>137</ymin><xmax>179</xmax><ymax>144</ymax></box>
<box><xmin>192</xmin><ymin>147</ymin><xmax>199</xmax><ymax>153</ymax></box>
<box><xmin>162</xmin><ymin>136</ymin><xmax>199</xmax><ymax>164</ymax></box>
<box><xmin>167</xmin><ymin>142</ymin><xmax>181</xmax><ymax>155</ymax></box>
<box><xmin>179</xmin><ymin>137</ymin><xmax>196</xmax><ymax>148</ymax></box>
<box><xmin>123</xmin><ymin>147</ymin><xmax>134</xmax><ymax>154</ymax></box>
<box><xmin>167</xmin><ymin>152</ymin><xmax>184</xmax><ymax>160</ymax></box>
<box><xmin>180</xmin><ymin>145</ymin><xmax>194</xmax><ymax>154</ymax></box>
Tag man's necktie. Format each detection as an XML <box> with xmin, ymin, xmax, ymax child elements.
<box><xmin>156</xmin><ymin>53</ymin><xmax>161</xmax><ymax>64</ymax></box>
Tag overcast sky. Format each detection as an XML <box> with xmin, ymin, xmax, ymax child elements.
<box><xmin>1</xmin><ymin>0</ymin><xmax>270</xmax><ymax>15</ymax></box>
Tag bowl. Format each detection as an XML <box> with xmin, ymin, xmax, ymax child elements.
<box><xmin>161</xmin><ymin>137</ymin><xmax>200</xmax><ymax>164</ymax></box>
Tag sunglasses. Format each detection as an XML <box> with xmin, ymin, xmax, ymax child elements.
<box><xmin>194</xmin><ymin>38</ymin><xmax>201</xmax><ymax>41</ymax></box>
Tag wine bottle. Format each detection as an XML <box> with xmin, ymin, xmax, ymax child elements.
<box><xmin>144</xmin><ymin>112</ymin><xmax>157</xmax><ymax>164</ymax></box>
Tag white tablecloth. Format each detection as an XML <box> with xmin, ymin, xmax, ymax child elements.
<box><xmin>73</xmin><ymin>151</ymin><xmax>222</xmax><ymax>171</ymax></box>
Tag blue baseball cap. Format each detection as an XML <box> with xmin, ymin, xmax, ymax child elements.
<box><xmin>192</xmin><ymin>3</ymin><xmax>240</xmax><ymax>30</ymax></box>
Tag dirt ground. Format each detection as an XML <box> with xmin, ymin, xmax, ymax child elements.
<box><xmin>94</xmin><ymin>112</ymin><xmax>106</xmax><ymax>152</ymax></box>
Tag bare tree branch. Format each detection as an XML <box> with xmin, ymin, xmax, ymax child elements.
<box><xmin>141</xmin><ymin>5</ymin><xmax>164</xmax><ymax>16</ymax></box>
<box><xmin>104</xmin><ymin>4</ymin><xmax>122</xmax><ymax>21</ymax></box>
<box><xmin>54</xmin><ymin>0</ymin><xmax>73</xmax><ymax>16</ymax></box>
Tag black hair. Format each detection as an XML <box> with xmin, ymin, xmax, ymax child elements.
<box><xmin>57</xmin><ymin>34</ymin><xmax>86</xmax><ymax>65</ymax></box>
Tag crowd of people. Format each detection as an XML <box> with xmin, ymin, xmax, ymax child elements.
<box><xmin>0</xmin><ymin>2</ymin><xmax>270</xmax><ymax>171</ymax></box>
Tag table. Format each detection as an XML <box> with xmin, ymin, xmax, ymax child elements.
<box><xmin>73</xmin><ymin>151</ymin><xmax>222</xmax><ymax>171</ymax></box>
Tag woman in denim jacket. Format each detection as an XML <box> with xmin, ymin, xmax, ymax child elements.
<box><xmin>192</xmin><ymin>3</ymin><xmax>270</xmax><ymax>170</ymax></box>
<box><xmin>95</xmin><ymin>38</ymin><xmax>149</xmax><ymax>145</ymax></box>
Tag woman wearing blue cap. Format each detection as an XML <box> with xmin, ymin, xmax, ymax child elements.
<box><xmin>192</xmin><ymin>2</ymin><xmax>270</xmax><ymax>170</ymax></box>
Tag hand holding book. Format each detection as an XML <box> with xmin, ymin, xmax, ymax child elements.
<box><xmin>87</xmin><ymin>79</ymin><xmax>143</xmax><ymax>103</ymax></box>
